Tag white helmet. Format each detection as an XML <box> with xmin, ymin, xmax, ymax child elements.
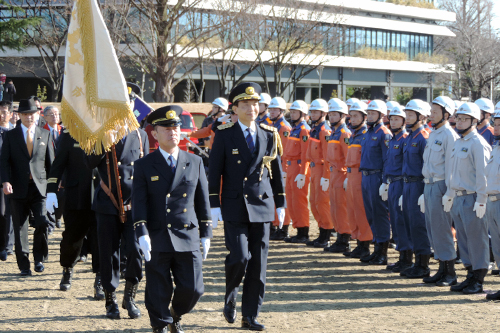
<box><xmin>346</xmin><ymin>98</ymin><xmax>360</xmax><ymax>107</ymax></box>
<box><xmin>349</xmin><ymin>101</ymin><xmax>368</xmax><ymax>115</ymax></box>
<box><xmin>309</xmin><ymin>99</ymin><xmax>328</xmax><ymax>112</ymax></box>
<box><xmin>495</xmin><ymin>101</ymin><xmax>500</xmax><ymax>113</ymax></box>
<box><xmin>259</xmin><ymin>93</ymin><xmax>271</xmax><ymax>105</ymax></box>
<box><xmin>289</xmin><ymin>100</ymin><xmax>308</xmax><ymax>114</ymax></box>
<box><xmin>404</xmin><ymin>99</ymin><xmax>428</xmax><ymax>116</ymax></box>
<box><xmin>389</xmin><ymin>105</ymin><xmax>406</xmax><ymax>119</ymax></box>
<box><xmin>386</xmin><ymin>101</ymin><xmax>400</xmax><ymax>110</ymax></box>
<box><xmin>212</xmin><ymin>97</ymin><xmax>228</xmax><ymax>111</ymax></box>
<box><xmin>493</xmin><ymin>112</ymin><xmax>500</xmax><ymax>119</ymax></box>
<box><xmin>366</xmin><ymin>99</ymin><xmax>388</xmax><ymax>115</ymax></box>
<box><xmin>268</xmin><ymin>97</ymin><xmax>286</xmax><ymax>110</ymax></box>
<box><xmin>432</xmin><ymin>96</ymin><xmax>455</xmax><ymax>114</ymax></box>
<box><xmin>328</xmin><ymin>98</ymin><xmax>348</xmax><ymax>114</ymax></box>
<box><xmin>455</xmin><ymin>102</ymin><xmax>481</xmax><ymax>120</ymax></box>
<box><xmin>454</xmin><ymin>100</ymin><xmax>463</xmax><ymax>112</ymax></box>
<box><xmin>474</xmin><ymin>98</ymin><xmax>495</xmax><ymax>114</ymax></box>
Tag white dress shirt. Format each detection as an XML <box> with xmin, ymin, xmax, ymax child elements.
<box><xmin>159</xmin><ymin>146</ymin><xmax>179</xmax><ymax>168</ymax></box>
<box><xmin>21</xmin><ymin>123</ymin><xmax>35</xmax><ymax>143</ymax></box>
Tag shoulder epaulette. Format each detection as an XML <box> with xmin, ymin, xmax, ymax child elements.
<box><xmin>217</xmin><ymin>122</ymin><xmax>235</xmax><ymax>130</ymax></box>
<box><xmin>260</xmin><ymin>123</ymin><xmax>277</xmax><ymax>132</ymax></box>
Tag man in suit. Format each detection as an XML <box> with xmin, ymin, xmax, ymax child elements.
<box><xmin>0</xmin><ymin>99</ymin><xmax>54</xmax><ymax>276</ymax></box>
<box><xmin>86</xmin><ymin>125</ymin><xmax>149</xmax><ymax>320</ymax></box>
<box><xmin>45</xmin><ymin>130</ymin><xmax>102</xmax><ymax>298</ymax></box>
<box><xmin>208</xmin><ymin>82</ymin><xmax>286</xmax><ymax>331</ymax></box>
<box><xmin>134</xmin><ymin>105</ymin><xmax>212</xmax><ymax>333</ymax></box>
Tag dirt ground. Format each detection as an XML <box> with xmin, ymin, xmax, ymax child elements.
<box><xmin>1</xmin><ymin>220</ymin><xmax>500</xmax><ymax>333</ymax></box>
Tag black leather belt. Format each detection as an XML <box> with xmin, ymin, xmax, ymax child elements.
<box><xmin>387</xmin><ymin>176</ymin><xmax>403</xmax><ymax>184</ymax></box>
<box><xmin>404</xmin><ymin>176</ymin><xmax>424</xmax><ymax>183</ymax></box>
<box><xmin>362</xmin><ymin>169</ymin><xmax>381</xmax><ymax>176</ymax></box>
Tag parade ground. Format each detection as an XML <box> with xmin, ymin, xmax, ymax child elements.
<box><xmin>1</xmin><ymin>219</ymin><xmax>500</xmax><ymax>333</ymax></box>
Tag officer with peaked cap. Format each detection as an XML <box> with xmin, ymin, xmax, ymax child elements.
<box><xmin>208</xmin><ymin>82</ymin><xmax>285</xmax><ymax>331</ymax></box>
<box><xmin>133</xmin><ymin>105</ymin><xmax>212</xmax><ymax>333</ymax></box>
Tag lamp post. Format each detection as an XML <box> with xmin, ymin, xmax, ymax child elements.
<box><xmin>317</xmin><ymin>65</ymin><xmax>324</xmax><ymax>99</ymax></box>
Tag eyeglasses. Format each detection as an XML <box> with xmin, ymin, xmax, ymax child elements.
<box><xmin>456</xmin><ymin>116</ymin><xmax>472</xmax><ymax>122</ymax></box>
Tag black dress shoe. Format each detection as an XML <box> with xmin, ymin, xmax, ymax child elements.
<box><xmin>491</xmin><ymin>269</ymin><xmax>500</xmax><ymax>275</ymax></box>
<box><xmin>0</xmin><ymin>250</ymin><xmax>7</xmax><ymax>261</ymax></box>
<box><xmin>152</xmin><ymin>326</ymin><xmax>168</xmax><ymax>333</ymax></box>
<box><xmin>223</xmin><ymin>300</ymin><xmax>237</xmax><ymax>324</ymax></box>
<box><xmin>20</xmin><ymin>269</ymin><xmax>32</xmax><ymax>276</ymax></box>
<box><xmin>242</xmin><ymin>316</ymin><xmax>265</xmax><ymax>331</ymax></box>
<box><xmin>34</xmin><ymin>262</ymin><xmax>44</xmax><ymax>273</ymax></box>
<box><xmin>60</xmin><ymin>267</ymin><xmax>73</xmax><ymax>291</ymax></box>
<box><xmin>486</xmin><ymin>290</ymin><xmax>500</xmax><ymax>300</ymax></box>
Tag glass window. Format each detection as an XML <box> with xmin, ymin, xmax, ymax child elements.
<box><xmin>372</xmin><ymin>30</ymin><xmax>377</xmax><ymax>49</ymax></box>
<box><xmin>366</xmin><ymin>29</ymin><xmax>371</xmax><ymax>48</ymax></box>
<box><xmin>401</xmin><ymin>33</ymin><xmax>409</xmax><ymax>56</ymax></box>
<box><xmin>356</xmin><ymin>28</ymin><xmax>364</xmax><ymax>52</ymax></box>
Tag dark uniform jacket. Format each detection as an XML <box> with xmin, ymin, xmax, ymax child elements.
<box><xmin>0</xmin><ymin>125</ymin><xmax>54</xmax><ymax>199</ymax></box>
<box><xmin>208</xmin><ymin>122</ymin><xmax>285</xmax><ymax>222</ymax></box>
<box><xmin>132</xmin><ymin>149</ymin><xmax>212</xmax><ymax>252</ymax></box>
<box><xmin>47</xmin><ymin>131</ymin><xmax>96</xmax><ymax>211</ymax></box>
<box><xmin>86</xmin><ymin>129</ymin><xmax>149</xmax><ymax>215</ymax></box>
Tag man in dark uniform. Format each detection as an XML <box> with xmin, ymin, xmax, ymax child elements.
<box><xmin>133</xmin><ymin>105</ymin><xmax>212</xmax><ymax>333</ymax></box>
<box><xmin>1</xmin><ymin>99</ymin><xmax>54</xmax><ymax>275</ymax></box>
<box><xmin>45</xmin><ymin>130</ymin><xmax>102</xmax><ymax>298</ymax></box>
<box><xmin>209</xmin><ymin>82</ymin><xmax>286</xmax><ymax>331</ymax></box>
<box><xmin>86</xmin><ymin>124</ymin><xmax>149</xmax><ymax>319</ymax></box>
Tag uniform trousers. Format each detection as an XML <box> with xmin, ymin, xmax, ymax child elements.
<box><xmin>285</xmin><ymin>162</ymin><xmax>310</xmax><ymax>228</ymax></box>
<box><xmin>450</xmin><ymin>194</ymin><xmax>489</xmax><ymax>270</ymax></box>
<box><xmin>96</xmin><ymin>211</ymin><xmax>142</xmax><ymax>291</ymax></box>
<box><xmin>224</xmin><ymin>220</ymin><xmax>270</xmax><ymax>317</ymax></box>
<box><xmin>329</xmin><ymin>169</ymin><xmax>350</xmax><ymax>234</ymax></box>
<box><xmin>10</xmin><ymin>182</ymin><xmax>49</xmax><ymax>271</ymax></box>
<box><xmin>346</xmin><ymin>169</ymin><xmax>372</xmax><ymax>241</ymax></box>
<box><xmin>361</xmin><ymin>172</ymin><xmax>390</xmax><ymax>243</ymax></box>
<box><xmin>388</xmin><ymin>179</ymin><xmax>405</xmax><ymax>250</ymax></box>
<box><xmin>309</xmin><ymin>165</ymin><xmax>333</xmax><ymax>230</ymax></box>
<box><xmin>402</xmin><ymin>181</ymin><xmax>431</xmax><ymax>255</ymax></box>
<box><xmin>487</xmin><ymin>199</ymin><xmax>500</xmax><ymax>270</ymax></box>
<box><xmin>0</xmin><ymin>190</ymin><xmax>13</xmax><ymax>252</ymax></box>
<box><xmin>424</xmin><ymin>181</ymin><xmax>456</xmax><ymax>261</ymax></box>
<box><xmin>60</xmin><ymin>209</ymin><xmax>99</xmax><ymax>273</ymax></box>
<box><xmin>145</xmin><ymin>250</ymin><xmax>204</xmax><ymax>329</ymax></box>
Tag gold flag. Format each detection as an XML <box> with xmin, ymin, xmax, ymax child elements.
<box><xmin>61</xmin><ymin>0</ymin><xmax>138</xmax><ymax>154</ymax></box>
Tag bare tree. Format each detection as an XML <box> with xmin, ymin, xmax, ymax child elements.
<box><xmin>3</xmin><ymin>0</ymin><xmax>73</xmax><ymax>101</ymax></box>
<box><xmin>436</xmin><ymin>0</ymin><xmax>500</xmax><ymax>100</ymax></box>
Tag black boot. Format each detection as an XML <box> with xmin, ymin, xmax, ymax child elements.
<box><xmin>436</xmin><ymin>260</ymin><xmax>457</xmax><ymax>287</ymax></box>
<box><xmin>369</xmin><ymin>241</ymin><xmax>389</xmax><ymax>265</ymax></box>
<box><xmin>450</xmin><ymin>266</ymin><xmax>473</xmax><ymax>292</ymax></box>
<box><xmin>59</xmin><ymin>267</ymin><xmax>73</xmax><ymax>291</ymax></box>
<box><xmin>423</xmin><ymin>260</ymin><xmax>446</xmax><ymax>283</ymax></box>
<box><xmin>94</xmin><ymin>273</ymin><xmax>105</xmax><ymax>300</ymax></box>
<box><xmin>405</xmin><ymin>254</ymin><xmax>431</xmax><ymax>278</ymax></box>
<box><xmin>360</xmin><ymin>242</ymin><xmax>380</xmax><ymax>263</ymax></box>
<box><xmin>350</xmin><ymin>241</ymin><xmax>371</xmax><ymax>258</ymax></box>
<box><xmin>306</xmin><ymin>228</ymin><xmax>323</xmax><ymax>246</ymax></box>
<box><xmin>168</xmin><ymin>307</ymin><xmax>185</xmax><ymax>333</ymax></box>
<box><xmin>463</xmin><ymin>269</ymin><xmax>488</xmax><ymax>294</ymax></box>
<box><xmin>386</xmin><ymin>251</ymin><xmax>402</xmax><ymax>271</ymax></box>
<box><xmin>393</xmin><ymin>250</ymin><xmax>413</xmax><ymax>273</ymax></box>
<box><xmin>327</xmin><ymin>233</ymin><xmax>351</xmax><ymax>253</ymax></box>
<box><xmin>270</xmin><ymin>225</ymin><xmax>277</xmax><ymax>238</ymax></box>
<box><xmin>291</xmin><ymin>227</ymin><xmax>309</xmax><ymax>243</ymax></box>
<box><xmin>105</xmin><ymin>290</ymin><xmax>120</xmax><ymax>319</ymax></box>
<box><xmin>314</xmin><ymin>229</ymin><xmax>332</xmax><ymax>248</ymax></box>
<box><xmin>122</xmin><ymin>281</ymin><xmax>141</xmax><ymax>319</ymax></box>
<box><xmin>271</xmin><ymin>225</ymin><xmax>289</xmax><ymax>241</ymax></box>
<box><xmin>343</xmin><ymin>239</ymin><xmax>358</xmax><ymax>257</ymax></box>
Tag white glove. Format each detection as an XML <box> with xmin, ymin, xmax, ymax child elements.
<box><xmin>399</xmin><ymin>195</ymin><xmax>403</xmax><ymax>211</ymax></box>
<box><xmin>343</xmin><ymin>178</ymin><xmax>348</xmax><ymax>190</ymax></box>
<box><xmin>320</xmin><ymin>177</ymin><xmax>329</xmax><ymax>192</ymax></box>
<box><xmin>210</xmin><ymin>207</ymin><xmax>222</xmax><ymax>228</ymax></box>
<box><xmin>180</xmin><ymin>132</ymin><xmax>188</xmax><ymax>140</ymax></box>
<box><xmin>138</xmin><ymin>235</ymin><xmax>152</xmax><ymax>262</ymax></box>
<box><xmin>276</xmin><ymin>207</ymin><xmax>285</xmax><ymax>228</ymax></box>
<box><xmin>295</xmin><ymin>174</ymin><xmax>306</xmax><ymax>189</ymax></box>
<box><xmin>442</xmin><ymin>194</ymin><xmax>453</xmax><ymax>212</ymax></box>
<box><xmin>46</xmin><ymin>192</ymin><xmax>58</xmax><ymax>215</ymax></box>
<box><xmin>418</xmin><ymin>194</ymin><xmax>425</xmax><ymax>213</ymax></box>
<box><xmin>201</xmin><ymin>237</ymin><xmax>210</xmax><ymax>260</ymax></box>
<box><xmin>379</xmin><ymin>183</ymin><xmax>388</xmax><ymax>201</ymax></box>
<box><xmin>217</xmin><ymin>114</ymin><xmax>231</xmax><ymax>123</ymax></box>
<box><xmin>473</xmin><ymin>202</ymin><xmax>486</xmax><ymax>219</ymax></box>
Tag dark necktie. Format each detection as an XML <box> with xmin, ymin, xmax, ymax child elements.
<box><xmin>245</xmin><ymin>128</ymin><xmax>255</xmax><ymax>153</ymax></box>
<box><xmin>168</xmin><ymin>155</ymin><xmax>176</xmax><ymax>174</ymax></box>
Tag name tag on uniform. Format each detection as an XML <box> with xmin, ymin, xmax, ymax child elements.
<box><xmin>73</xmin><ymin>143</ymin><xmax>80</xmax><ymax>147</ymax></box>
<box><xmin>461</xmin><ymin>148</ymin><xmax>468</xmax><ymax>152</ymax></box>
<box><xmin>434</xmin><ymin>140</ymin><xmax>442</xmax><ymax>146</ymax></box>
<box><xmin>412</xmin><ymin>143</ymin><xmax>418</xmax><ymax>147</ymax></box>
<box><xmin>232</xmin><ymin>149</ymin><xmax>239</xmax><ymax>155</ymax></box>
<box><xmin>394</xmin><ymin>144</ymin><xmax>400</xmax><ymax>149</ymax></box>
<box><xmin>151</xmin><ymin>176</ymin><xmax>159</xmax><ymax>181</ymax></box>
<box><xmin>371</xmin><ymin>136</ymin><xmax>377</xmax><ymax>141</ymax></box>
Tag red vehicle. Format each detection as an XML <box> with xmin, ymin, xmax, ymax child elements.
<box><xmin>144</xmin><ymin>109</ymin><xmax>201</xmax><ymax>154</ymax></box>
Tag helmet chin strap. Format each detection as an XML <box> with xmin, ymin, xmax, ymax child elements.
<box><xmin>366</xmin><ymin>113</ymin><xmax>382</xmax><ymax>127</ymax></box>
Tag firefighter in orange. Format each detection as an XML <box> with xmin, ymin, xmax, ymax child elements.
<box><xmin>323</xmin><ymin>98</ymin><xmax>352</xmax><ymax>253</ymax></box>
<box><xmin>305</xmin><ymin>99</ymin><xmax>334</xmax><ymax>248</ymax></box>
<box><xmin>267</xmin><ymin>97</ymin><xmax>292</xmax><ymax>240</ymax></box>
<box><xmin>343</xmin><ymin>100</ymin><xmax>373</xmax><ymax>258</ymax></box>
<box><xmin>283</xmin><ymin>100</ymin><xmax>311</xmax><ymax>244</ymax></box>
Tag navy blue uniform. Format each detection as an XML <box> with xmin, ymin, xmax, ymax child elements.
<box><xmin>208</xmin><ymin>121</ymin><xmax>285</xmax><ymax>318</ymax></box>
